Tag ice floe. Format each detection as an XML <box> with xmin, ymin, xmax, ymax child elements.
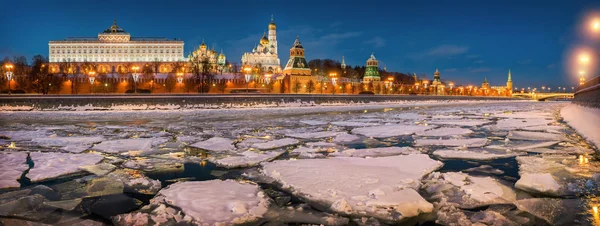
<box><xmin>0</xmin><ymin>152</ymin><xmax>29</xmax><ymax>189</ymax></box>
<box><xmin>330</xmin><ymin>121</ymin><xmax>379</xmax><ymax>127</ymax></box>
<box><xmin>330</xmin><ymin>146</ymin><xmax>419</xmax><ymax>158</ymax></box>
<box><xmin>286</xmin><ymin>131</ymin><xmax>341</xmax><ymax>139</ymax></box>
<box><xmin>493</xmin><ymin>118</ymin><xmax>554</xmax><ymax>130</ymax></box>
<box><xmin>120</xmin><ymin>180</ymin><xmax>269</xmax><ymax>225</ymax></box>
<box><xmin>427</xmin><ymin>119</ymin><xmax>491</xmax><ymax>127</ymax></box>
<box><xmin>27</xmin><ymin>152</ymin><xmax>104</xmax><ymax>182</ymax></box>
<box><xmin>432</xmin><ymin>148</ymin><xmax>518</xmax><ymax>160</ymax></box>
<box><xmin>32</xmin><ymin>136</ymin><xmax>105</xmax><ymax>147</ymax></box>
<box><xmin>415</xmin><ymin>138</ymin><xmax>488</xmax><ymax>147</ymax></box>
<box><xmin>332</xmin><ymin>133</ymin><xmax>361</xmax><ymax>143</ymax></box>
<box><xmin>507</xmin><ymin>131</ymin><xmax>567</xmax><ymax>141</ymax></box>
<box><xmin>93</xmin><ymin>138</ymin><xmax>167</xmax><ymax>153</ymax></box>
<box><xmin>260</xmin><ymin>154</ymin><xmax>443</xmax><ymax>223</ymax></box>
<box><xmin>486</xmin><ymin>140</ymin><xmax>559</xmax><ymax>151</ymax></box>
<box><xmin>414</xmin><ymin>127</ymin><xmax>473</xmax><ymax>137</ymax></box>
<box><xmin>561</xmin><ymin>104</ymin><xmax>600</xmax><ymax>149</ymax></box>
<box><xmin>209</xmin><ymin>150</ymin><xmax>285</xmax><ymax>168</ymax></box>
<box><xmin>251</xmin><ymin>138</ymin><xmax>299</xmax><ymax>150</ymax></box>
<box><xmin>189</xmin><ymin>137</ymin><xmax>235</xmax><ymax>152</ymax></box>
<box><xmin>351</xmin><ymin>124</ymin><xmax>433</xmax><ymax>138</ymax></box>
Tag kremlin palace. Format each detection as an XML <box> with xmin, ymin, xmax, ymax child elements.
<box><xmin>37</xmin><ymin>17</ymin><xmax>513</xmax><ymax>96</ymax></box>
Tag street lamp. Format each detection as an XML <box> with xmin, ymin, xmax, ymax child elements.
<box><xmin>449</xmin><ymin>82</ymin><xmax>454</xmax><ymax>95</ymax></box>
<box><xmin>131</xmin><ymin>66</ymin><xmax>140</xmax><ymax>93</ymax></box>
<box><xmin>264</xmin><ymin>72</ymin><xmax>272</xmax><ymax>84</ymax></box>
<box><xmin>243</xmin><ymin>66</ymin><xmax>252</xmax><ymax>93</ymax></box>
<box><xmin>4</xmin><ymin>63</ymin><xmax>13</xmax><ymax>95</ymax></box>
<box><xmin>387</xmin><ymin>77</ymin><xmax>394</xmax><ymax>94</ymax></box>
<box><xmin>88</xmin><ymin>71</ymin><xmax>96</xmax><ymax>94</ymax></box>
<box><xmin>423</xmin><ymin>80</ymin><xmax>429</xmax><ymax>95</ymax></box>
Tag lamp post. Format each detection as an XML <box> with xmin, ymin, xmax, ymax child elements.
<box><xmin>449</xmin><ymin>82</ymin><xmax>454</xmax><ymax>96</ymax></box>
<box><xmin>387</xmin><ymin>77</ymin><xmax>394</xmax><ymax>95</ymax></box>
<box><xmin>329</xmin><ymin>72</ymin><xmax>338</xmax><ymax>94</ymax></box>
<box><xmin>131</xmin><ymin>66</ymin><xmax>140</xmax><ymax>93</ymax></box>
<box><xmin>414</xmin><ymin>82</ymin><xmax>420</xmax><ymax>94</ymax></box>
<box><xmin>264</xmin><ymin>72</ymin><xmax>272</xmax><ymax>84</ymax></box>
<box><xmin>4</xmin><ymin>63</ymin><xmax>13</xmax><ymax>95</ymax></box>
<box><xmin>243</xmin><ymin>66</ymin><xmax>251</xmax><ymax>93</ymax></box>
<box><xmin>423</xmin><ymin>80</ymin><xmax>429</xmax><ymax>95</ymax></box>
<box><xmin>88</xmin><ymin>71</ymin><xmax>96</xmax><ymax>94</ymax></box>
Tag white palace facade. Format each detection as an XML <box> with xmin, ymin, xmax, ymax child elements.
<box><xmin>48</xmin><ymin>20</ymin><xmax>184</xmax><ymax>64</ymax></box>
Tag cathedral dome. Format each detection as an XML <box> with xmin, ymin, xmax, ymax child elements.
<box><xmin>200</xmin><ymin>40</ymin><xmax>207</xmax><ymax>50</ymax></box>
<box><xmin>269</xmin><ymin>15</ymin><xmax>276</xmax><ymax>30</ymax></box>
<box><xmin>260</xmin><ymin>32</ymin><xmax>269</xmax><ymax>45</ymax></box>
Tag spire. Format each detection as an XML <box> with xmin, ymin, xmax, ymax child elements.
<box><xmin>271</xmin><ymin>14</ymin><xmax>274</xmax><ymax>23</ymax></box>
<box><xmin>484</xmin><ymin>77</ymin><xmax>488</xmax><ymax>83</ymax></box>
<box><xmin>341</xmin><ymin>56</ymin><xmax>346</xmax><ymax>69</ymax></box>
<box><xmin>508</xmin><ymin>69</ymin><xmax>512</xmax><ymax>82</ymax></box>
<box><xmin>113</xmin><ymin>19</ymin><xmax>117</xmax><ymax>26</ymax></box>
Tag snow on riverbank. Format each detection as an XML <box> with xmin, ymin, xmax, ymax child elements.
<box><xmin>561</xmin><ymin>104</ymin><xmax>600</xmax><ymax>149</ymax></box>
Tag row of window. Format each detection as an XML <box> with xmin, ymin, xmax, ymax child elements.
<box><xmin>51</xmin><ymin>49</ymin><xmax>183</xmax><ymax>54</ymax></box>
<box><xmin>52</xmin><ymin>54</ymin><xmax>181</xmax><ymax>58</ymax></box>
<box><xmin>50</xmin><ymin>57</ymin><xmax>185</xmax><ymax>63</ymax></box>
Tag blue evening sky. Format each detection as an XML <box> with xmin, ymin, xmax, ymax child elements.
<box><xmin>1</xmin><ymin>0</ymin><xmax>600</xmax><ymax>88</ymax></box>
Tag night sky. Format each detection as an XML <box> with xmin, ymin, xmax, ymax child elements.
<box><xmin>1</xmin><ymin>0</ymin><xmax>600</xmax><ymax>88</ymax></box>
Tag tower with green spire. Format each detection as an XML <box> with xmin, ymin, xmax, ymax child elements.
<box><xmin>506</xmin><ymin>69</ymin><xmax>513</xmax><ymax>94</ymax></box>
<box><xmin>341</xmin><ymin>56</ymin><xmax>346</xmax><ymax>70</ymax></box>
<box><xmin>363</xmin><ymin>53</ymin><xmax>380</xmax><ymax>82</ymax></box>
<box><xmin>432</xmin><ymin>68</ymin><xmax>441</xmax><ymax>85</ymax></box>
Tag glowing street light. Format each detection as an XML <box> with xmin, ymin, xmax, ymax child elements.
<box><xmin>88</xmin><ymin>71</ymin><xmax>96</xmax><ymax>94</ymax></box>
<box><xmin>580</xmin><ymin>55</ymin><xmax>590</xmax><ymax>64</ymax></box>
<box><xmin>131</xmin><ymin>66</ymin><xmax>140</xmax><ymax>94</ymax></box>
<box><xmin>449</xmin><ymin>82</ymin><xmax>454</xmax><ymax>95</ymax></box>
<box><xmin>243</xmin><ymin>66</ymin><xmax>252</xmax><ymax>93</ymax></box>
<box><xmin>4</xmin><ymin>63</ymin><xmax>13</xmax><ymax>95</ymax></box>
<box><xmin>264</xmin><ymin>72</ymin><xmax>272</xmax><ymax>84</ymax></box>
<box><xmin>592</xmin><ymin>19</ymin><xmax>600</xmax><ymax>31</ymax></box>
<box><xmin>329</xmin><ymin>72</ymin><xmax>338</xmax><ymax>86</ymax></box>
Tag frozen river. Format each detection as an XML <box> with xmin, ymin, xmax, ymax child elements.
<box><xmin>0</xmin><ymin>100</ymin><xmax>598</xmax><ymax>225</ymax></box>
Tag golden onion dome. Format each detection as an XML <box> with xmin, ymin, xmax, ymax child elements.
<box><xmin>260</xmin><ymin>32</ymin><xmax>269</xmax><ymax>45</ymax></box>
<box><xmin>269</xmin><ymin>22</ymin><xmax>276</xmax><ymax>30</ymax></box>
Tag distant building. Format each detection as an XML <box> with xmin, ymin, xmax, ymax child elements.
<box><xmin>362</xmin><ymin>53</ymin><xmax>380</xmax><ymax>83</ymax></box>
<box><xmin>241</xmin><ymin>16</ymin><xmax>281</xmax><ymax>73</ymax></box>
<box><xmin>282</xmin><ymin>36</ymin><xmax>311</xmax><ymax>76</ymax></box>
<box><xmin>188</xmin><ymin>41</ymin><xmax>229</xmax><ymax>74</ymax></box>
<box><xmin>482</xmin><ymin>70</ymin><xmax>513</xmax><ymax>96</ymax></box>
<box><xmin>49</xmin><ymin>20</ymin><xmax>184</xmax><ymax>64</ymax></box>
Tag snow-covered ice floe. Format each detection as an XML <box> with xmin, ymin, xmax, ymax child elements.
<box><xmin>506</xmin><ymin>131</ymin><xmax>567</xmax><ymax>141</ymax></box>
<box><xmin>492</xmin><ymin>118</ymin><xmax>554</xmax><ymax>130</ymax></box>
<box><xmin>0</xmin><ymin>152</ymin><xmax>29</xmax><ymax>189</ymax></box>
<box><xmin>260</xmin><ymin>154</ymin><xmax>443</xmax><ymax>223</ymax></box>
<box><xmin>432</xmin><ymin>148</ymin><xmax>518</xmax><ymax>160</ymax></box>
<box><xmin>414</xmin><ymin>127</ymin><xmax>473</xmax><ymax>137</ymax></box>
<box><xmin>189</xmin><ymin>137</ymin><xmax>235</xmax><ymax>152</ymax></box>
<box><xmin>93</xmin><ymin>138</ymin><xmax>167</xmax><ymax>153</ymax></box>
<box><xmin>285</xmin><ymin>131</ymin><xmax>341</xmax><ymax>139</ymax></box>
<box><xmin>561</xmin><ymin>104</ymin><xmax>600</xmax><ymax>149</ymax></box>
<box><xmin>32</xmin><ymin>136</ymin><xmax>105</xmax><ymax>147</ymax></box>
<box><xmin>423</xmin><ymin>172</ymin><xmax>516</xmax><ymax>208</ymax></box>
<box><xmin>486</xmin><ymin>140</ymin><xmax>559</xmax><ymax>151</ymax></box>
<box><xmin>27</xmin><ymin>152</ymin><xmax>104</xmax><ymax>182</ymax></box>
<box><xmin>427</xmin><ymin>119</ymin><xmax>491</xmax><ymax>127</ymax></box>
<box><xmin>209</xmin><ymin>150</ymin><xmax>286</xmax><ymax>168</ymax></box>
<box><xmin>351</xmin><ymin>124</ymin><xmax>433</xmax><ymax>138</ymax></box>
<box><xmin>332</xmin><ymin>133</ymin><xmax>361</xmax><ymax>143</ymax></box>
<box><xmin>514</xmin><ymin>155</ymin><xmax>600</xmax><ymax>197</ymax></box>
<box><xmin>114</xmin><ymin>180</ymin><xmax>269</xmax><ymax>225</ymax></box>
<box><xmin>330</xmin><ymin>147</ymin><xmax>419</xmax><ymax>158</ymax></box>
<box><xmin>330</xmin><ymin>121</ymin><xmax>379</xmax><ymax>127</ymax></box>
<box><xmin>251</xmin><ymin>138</ymin><xmax>299</xmax><ymax>150</ymax></box>
<box><xmin>415</xmin><ymin>138</ymin><xmax>488</xmax><ymax>148</ymax></box>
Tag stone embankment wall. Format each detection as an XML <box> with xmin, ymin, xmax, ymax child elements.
<box><xmin>0</xmin><ymin>95</ymin><xmax>514</xmax><ymax>111</ymax></box>
<box><xmin>573</xmin><ymin>76</ymin><xmax>600</xmax><ymax>108</ymax></box>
